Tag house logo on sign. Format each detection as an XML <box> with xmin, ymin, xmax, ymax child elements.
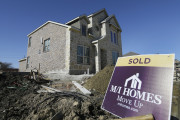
<box><xmin>124</xmin><ymin>73</ymin><xmax>142</xmax><ymax>90</ymax></box>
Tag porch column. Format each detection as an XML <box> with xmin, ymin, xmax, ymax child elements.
<box><xmin>94</xmin><ymin>43</ymin><xmax>101</xmax><ymax>73</ymax></box>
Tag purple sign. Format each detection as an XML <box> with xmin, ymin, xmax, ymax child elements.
<box><xmin>102</xmin><ymin>54</ymin><xmax>174</xmax><ymax>120</ymax></box>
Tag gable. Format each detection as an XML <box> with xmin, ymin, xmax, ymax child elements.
<box><xmin>110</xmin><ymin>17</ymin><xmax>119</xmax><ymax>28</ymax></box>
<box><xmin>101</xmin><ymin>15</ymin><xmax>122</xmax><ymax>32</ymax></box>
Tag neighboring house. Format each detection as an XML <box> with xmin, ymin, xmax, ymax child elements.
<box><xmin>175</xmin><ymin>59</ymin><xmax>180</xmax><ymax>70</ymax></box>
<box><xmin>123</xmin><ymin>52</ymin><xmax>139</xmax><ymax>57</ymax></box>
<box><xmin>175</xmin><ymin>59</ymin><xmax>180</xmax><ymax>81</ymax></box>
<box><xmin>19</xmin><ymin>9</ymin><xmax>122</xmax><ymax>74</ymax></box>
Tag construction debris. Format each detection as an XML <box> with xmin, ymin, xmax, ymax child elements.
<box><xmin>41</xmin><ymin>85</ymin><xmax>62</xmax><ymax>93</ymax></box>
<box><xmin>0</xmin><ymin>66</ymin><xmax>180</xmax><ymax>119</ymax></box>
<box><xmin>72</xmin><ymin>81</ymin><xmax>91</xmax><ymax>95</ymax></box>
<box><xmin>0</xmin><ymin>72</ymin><xmax>117</xmax><ymax>120</ymax></box>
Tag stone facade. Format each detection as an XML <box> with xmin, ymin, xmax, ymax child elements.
<box><xmin>19</xmin><ymin>9</ymin><xmax>122</xmax><ymax>74</ymax></box>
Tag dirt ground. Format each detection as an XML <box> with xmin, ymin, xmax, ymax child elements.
<box><xmin>84</xmin><ymin>65</ymin><xmax>114</xmax><ymax>94</ymax></box>
<box><xmin>0</xmin><ymin>72</ymin><xmax>117</xmax><ymax>120</ymax></box>
<box><xmin>1</xmin><ymin>65</ymin><xmax>180</xmax><ymax>120</ymax></box>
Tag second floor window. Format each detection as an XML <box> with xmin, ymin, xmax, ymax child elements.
<box><xmin>111</xmin><ymin>31</ymin><xmax>118</xmax><ymax>45</ymax></box>
<box><xmin>111</xmin><ymin>31</ymin><xmax>113</xmax><ymax>42</ymax></box>
<box><xmin>82</xmin><ymin>25</ymin><xmax>86</xmax><ymax>36</ymax></box>
<box><xmin>114</xmin><ymin>33</ymin><xmax>117</xmax><ymax>44</ymax></box>
<box><xmin>44</xmin><ymin>38</ymin><xmax>50</xmax><ymax>52</ymax></box>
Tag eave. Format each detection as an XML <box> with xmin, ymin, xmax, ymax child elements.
<box><xmin>19</xmin><ymin>58</ymin><xmax>26</xmax><ymax>62</ymax></box>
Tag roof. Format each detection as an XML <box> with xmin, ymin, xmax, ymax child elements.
<box><xmin>66</xmin><ymin>9</ymin><xmax>108</xmax><ymax>25</ymax></box>
<box><xmin>66</xmin><ymin>15</ymin><xmax>90</xmax><ymax>25</ymax></box>
<box><xmin>123</xmin><ymin>52</ymin><xmax>139</xmax><ymax>57</ymax></box>
<box><xmin>175</xmin><ymin>59</ymin><xmax>180</xmax><ymax>63</ymax></box>
<box><xmin>88</xmin><ymin>8</ymin><xmax>108</xmax><ymax>18</ymax></box>
<box><xmin>28</xmin><ymin>21</ymin><xmax>69</xmax><ymax>36</ymax></box>
<box><xmin>101</xmin><ymin>14</ymin><xmax>114</xmax><ymax>23</ymax></box>
<box><xmin>175</xmin><ymin>59</ymin><xmax>180</xmax><ymax>68</ymax></box>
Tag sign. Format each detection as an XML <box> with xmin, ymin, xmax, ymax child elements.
<box><xmin>102</xmin><ymin>54</ymin><xmax>174</xmax><ymax>120</ymax></box>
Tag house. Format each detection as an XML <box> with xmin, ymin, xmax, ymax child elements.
<box><xmin>19</xmin><ymin>9</ymin><xmax>122</xmax><ymax>74</ymax></box>
<box><xmin>123</xmin><ymin>52</ymin><xmax>139</xmax><ymax>57</ymax></box>
<box><xmin>175</xmin><ymin>59</ymin><xmax>180</xmax><ymax>81</ymax></box>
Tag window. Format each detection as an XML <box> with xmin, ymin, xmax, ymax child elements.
<box><xmin>77</xmin><ymin>46</ymin><xmax>90</xmax><ymax>64</ymax></box>
<box><xmin>111</xmin><ymin>31</ymin><xmax>113</xmax><ymax>42</ymax></box>
<box><xmin>82</xmin><ymin>25</ymin><xmax>86</xmax><ymax>36</ymax></box>
<box><xmin>28</xmin><ymin>37</ymin><xmax>31</xmax><ymax>47</ymax></box>
<box><xmin>114</xmin><ymin>33</ymin><xmax>116</xmax><ymax>44</ymax></box>
<box><xmin>116</xmin><ymin>33</ymin><xmax>118</xmax><ymax>44</ymax></box>
<box><xmin>26</xmin><ymin>56</ymin><xmax>30</xmax><ymax>68</ymax></box>
<box><xmin>110</xmin><ymin>31</ymin><xmax>118</xmax><ymax>45</ymax></box>
<box><xmin>77</xmin><ymin>46</ymin><xmax>83</xmax><ymax>64</ymax></box>
<box><xmin>43</xmin><ymin>38</ymin><xmax>50</xmax><ymax>52</ymax></box>
<box><xmin>112</xmin><ymin>51</ymin><xmax>119</xmax><ymax>65</ymax></box>
<box><xmin>84</xmin><ymin>47</ymin><xmax>90</xmax><ymax>64</ymax></box>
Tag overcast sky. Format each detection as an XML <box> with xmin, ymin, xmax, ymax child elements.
<box><xmin>0</xmin><ymin>0</ymin><xmax>180</xmax><ymax>68</ymax></box>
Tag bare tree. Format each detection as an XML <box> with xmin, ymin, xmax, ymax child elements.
<box><xmin>0</xmin><ymin>62</ymin><xmax>12</xmax><ymax>70</ymax></box>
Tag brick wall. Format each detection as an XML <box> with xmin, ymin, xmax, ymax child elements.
<box><xmin>69</xmin><ymin>19</ymin><xmax>95</xmax><ymax>74</ymax></box>
<box><xmin>19</xmin><ymin>59</ymin><xmax>26</xmax><ymax>72</ymax></box>
<box><xmin>26</xmin><ymin>23</ymin><xmax>68</xmax><ymax>73</ymax></box>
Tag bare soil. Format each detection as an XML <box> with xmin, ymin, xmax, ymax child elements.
<box><xmin>0</xmin><ymin>72</ymin><xmax>117</xmax><ymax>120</ymax></box>
<box><xmin>1</xmin><ymin>66</ymin><xmax>179</xmax><ymax>120</ymax></box>
<box><xmin>84</xmin><ymin>65</ymin><xmax>115</xmax><ymax>94</ymax></box>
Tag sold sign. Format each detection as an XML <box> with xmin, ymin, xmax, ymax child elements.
<box><xmin>102</xmin><ymin>54</ymin><xmax>174</xmax><ymax>120</ymax></box>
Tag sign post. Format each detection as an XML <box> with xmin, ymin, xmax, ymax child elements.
<box><xmin>102</xmin><ymin>54</ymin><xmax>174</xmax><ymax>120</ymax></box>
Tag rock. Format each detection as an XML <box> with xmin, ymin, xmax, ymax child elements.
<box><xmin>73</xmin><ymin>116</ymin><xmax>80</xmax><ymax>120</ymax></box>
<box><xmin>73</xmin><ymin>101</ymin><xmax>79</xmax><ymax>107</ymax></box>
<box><xmin>98</xmin><ymin>115</ymin><xmax>106</xmax><ymax>120</ymax></box>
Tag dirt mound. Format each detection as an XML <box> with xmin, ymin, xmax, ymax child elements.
<box><xmin>0</xmin><ymin>72</ymin><xmax>117</xmax><ymax>120</ymax></box>
<box><xmin>84</xmin><ymin>65</ymin><xmax>115</xmax><ymax>94</ymax></box>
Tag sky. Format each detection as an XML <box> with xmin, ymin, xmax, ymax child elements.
<box><xmin>0</xmin><ymin>0</ymin><xmax>180</xmax><ymax>68</ymax></box>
